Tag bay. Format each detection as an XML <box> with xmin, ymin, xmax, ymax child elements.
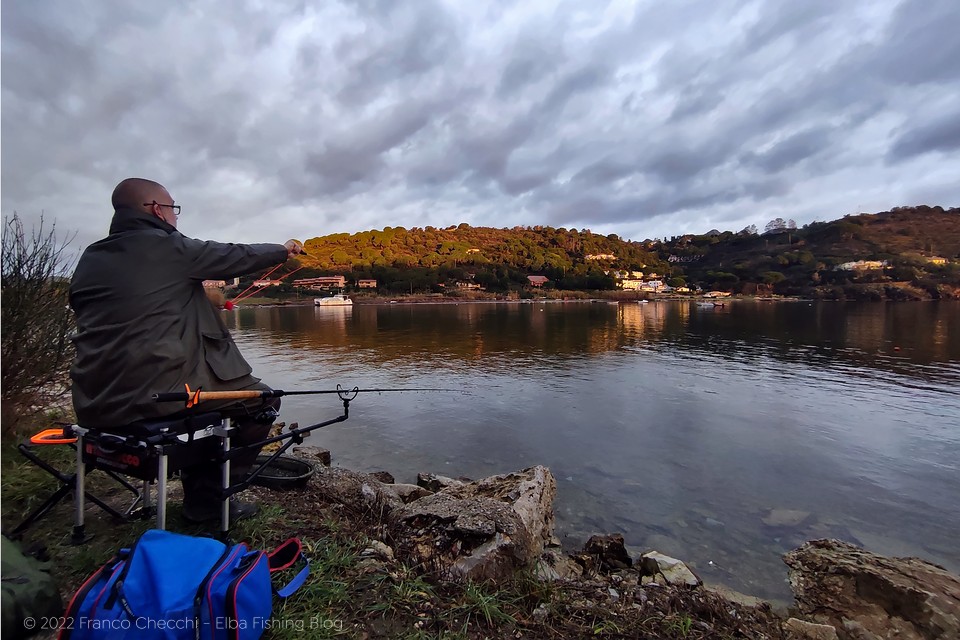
<box><xmin>223</xmin><ymin>300</ymin><xmax>960</xmax><ymax>600</ymax></box>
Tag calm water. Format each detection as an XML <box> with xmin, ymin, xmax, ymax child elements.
<box><xmin>223</xmin><ymin>300</ymin><xmax>960</xmax><ymax>600</ymax></box>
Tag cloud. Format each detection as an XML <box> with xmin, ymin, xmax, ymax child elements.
<box><xmin>742</xmin><ymin>126</ymin><xmax>834</xmax><ymax>173</ymax></box>
<box><xmin>1</xmin><ymin>0</ymin><xmax>958</xmax><ymax>250</ymax></box>
<box><xmin>888</xmin><ymin>111</ymin><xmax>960</xmax><ymax>162</ymax></box>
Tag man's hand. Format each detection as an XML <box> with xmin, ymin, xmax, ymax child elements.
<box><xmin>284</xmin><ymin>240</ymin><xmax>305</xmax><ymax>257</ymax></box>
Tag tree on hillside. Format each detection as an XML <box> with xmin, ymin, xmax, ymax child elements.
<box><xmin>765</xmin><ymin>218</ymin><xmax>787</xmax><ymax>233</ymax></box>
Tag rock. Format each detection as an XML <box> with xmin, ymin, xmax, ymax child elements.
<box><xmin>441</xmin><ymin>465</ymin><xmax>557</xmax><ymax>555</ymax></box>
<box><xmin>309</xmin><ymin>466</ymin><xmax>402</xmax><ymax>512</ymax></box>
<box><xmin>763</xmin><ymin>509</ymin><xmax>812</xmax><ymax>528</ymax></box>
<box><xmin>416</xmin><ymin>472</ymin><xmax>464</xmax><ymax>492</ymax></box>
<box><xmin>369</xmin><ymin>471</ymin><xmax>395</xmax><ymax>484</ymax></box>
<box><xmin>705</xmin><ymin>584</ymin><xmax>767</xmax><ymax>608</ymax></box>
<box><xmin>640</xmin><ymin>551</ymin><xmax>702</xmax><ymax>587</ymax></box>
<box><xmin>784</xmin><ymin>539</ymin><xmax>960</xmax><ymax>640</ymax></box>
<box><xmin>356</xmin><ymin>557</ymin><xmax>387</xmax><ymax>573</ymax></box>
<box><xmin>392</xmin><ymin>493</ymin><xmax>532</xmax><ymax>580</ymax></box>
<box><xmin>784</xmin><ymin>618</ymin><xmax>839</xmax><ymax>640</ymax></box>
<box><xmin>291</xmin><ymin>446</ymin><xmax>331</xmax><ymax>466</ymax></box>
<box><xmin>536</xmin><ymin>548</ymin><xmax>583</xmax><ymax>581</ymax></box>
<box><xmin>386</xmin><ymin>483</ymin><xmax>433</xmax><ymax>503</ymax></box>
<box><xmin>572</xmin><ymin>552</ymin><xmax>599</xmax><ymax>576</ymax></box>
<box><xmin>582</xmin><ymin>534</ymin><xmax>633</xmax><ymax>572</ymax></box>
<box><xmin>531</xmin><ymin>604</ymin><xmax>548</xmax><ymax>623</ymax></box>
<box><xmin>360</xmin><ymin>540</ymin><xmax>395</xmax><ymax>562</ymax></box>
<box><xmin>391</xmin><ymin>466</ymin><xmax>556</xmax><ymax>581</ymax></box>
<box><xmin>641</xmin><ymin>573</ymin><xmax>667</xmax><ymax>587</ymax></box>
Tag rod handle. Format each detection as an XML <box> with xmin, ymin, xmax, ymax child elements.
<box><xmin>153</xmin><ymin>390</ymin><xmax>267</xmax><ymax>402</ymax></box>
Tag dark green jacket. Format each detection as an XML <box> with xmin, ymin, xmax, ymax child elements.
<box><xmin>69</xmin><ymin>208</ymin><xmax>288</xmax><ymax>427</ymax></box>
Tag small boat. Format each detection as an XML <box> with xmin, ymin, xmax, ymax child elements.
<box><xmin>637</xmin><ymin>300</ymin><xmax>649</xmax><ymax>304</ymax></box>
<box><xmin>314</xmin><ymin>293</ymin><xmax>353</xmax><ymax>307</ymax></box>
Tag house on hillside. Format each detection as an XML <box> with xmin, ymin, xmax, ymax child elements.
<box><xmin>926</xmin><ymin>256</ymin><xmax>947</xmax><ymax>265</ymax></box>
<box><xmin>835</xmin><ymin>260</ymin><xmax>887</xmax><ymax>271</ymax></box>
<box><xmin>585</xmin><ymin>253</ymin><xmax>616</xmax><ymax>261</ymax></box>
<box><xmin>527</xmin><ymin>275</ymin><xmax>550</xmax><ymax>288</ymax></box>
<box><xmin>357</xmin><ymin>279</ymin><xmax>378</xmax><ymax>288</ymax></box>
<box><xmin>293</xmin><ymin>276</ymin><xmax>347</xmax><ymax>288</ymax></box>
<box><xmin>640</xmin><ymin>280</ymin><xmax>663</xmax><ymax>292</ymax></box>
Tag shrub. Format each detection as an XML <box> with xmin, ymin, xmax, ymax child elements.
<box><xmin>1</xmin><ymin>214</ymin><xmax>75</xmax><ymax>430</ymax></box>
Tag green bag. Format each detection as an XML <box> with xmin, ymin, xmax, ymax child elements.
<box><xmin>1</xmin><ymin>535</ymin><xmax>63</xmax><ymax>639</ymax></box>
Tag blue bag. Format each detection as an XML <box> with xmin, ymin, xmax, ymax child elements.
<box><xmin>60</xmin><ymin>529</ymin><xmax>309</xmax><ymax>640</ymax></box>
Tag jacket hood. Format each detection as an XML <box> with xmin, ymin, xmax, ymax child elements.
<box><xmin>108</xmin><ymin>207</ymin><xmax>178</xmax><ymax>236</ymax></box>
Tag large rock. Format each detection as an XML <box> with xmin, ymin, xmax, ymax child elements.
<box><xmin>291</xmin><ymin>445</ymin><xmax>331</xmax><ymax>466</ymax></box>
<box><xmin>784</xmin><ymin>618</ymin><xmax>839</xmax><ymax>640</ymax></box>
<box><xmin>309</xmin><ymin>466</ymin><xmax>402</xmax><ymax>513</ymax></box>
<box><xmin>784</xmin><ymin>539</ymin><xmax>960</xmax><ymax>640</ymax></box>
<box><xmin>391</xmin><ymin>466</ymin><xmax>557</xmax><ymax>581</ymax></box>
<box><xmin>386</xmin><ymin>483</ymin><xmax>433</xmax><ymax>503</ymax></box>
<box><xmin>441</xmin><ymin>466</ymin><xmax>556</xmax><ymax>554</ymax></box>
<box><xmin>416</xmin><ymin>473</ymin><xmax>465</xmax><ymax>492</ymax></box>
<box><xmin>640</xmin><ymin>551</ymin><xmax>702</xmax><ymax>587</ymax></box>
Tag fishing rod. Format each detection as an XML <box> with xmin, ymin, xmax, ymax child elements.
<box><xmin>229</xmin><ymin>244</ymin><xmax>311</xmax><ymax>304</ymax></box>
<box><xmin>231</xmin><ymin>265</ymin><xmax>307</xmax><ymax>304</ymax></box>
<box><xmin>153</xmin><ymin>383</ymin><xmax>457</xmax><ymax>408</ymax></box>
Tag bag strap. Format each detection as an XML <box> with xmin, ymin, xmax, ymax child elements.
<box><xmin>267</xmin><ymin>538</ymin><xmax>309</xmax><ymax>598</ymax></box>
<box><xmin>267</xmin><ymin>538</ymin><xmax>302</xmax><ymax>571</ymax></box>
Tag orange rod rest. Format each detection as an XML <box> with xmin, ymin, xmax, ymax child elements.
<box><xmin>29</xmin><ymin>429</ymin><xmax>78</xmax><ymax>445</ymax></box>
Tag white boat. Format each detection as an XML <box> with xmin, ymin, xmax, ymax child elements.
<box><xmin>314</xmin><ymin>293</ymin><xmax>353</xmax><ymax>307</ymax></box>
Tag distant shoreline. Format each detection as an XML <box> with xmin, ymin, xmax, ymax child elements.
<box><xmin>227</xmin><ymin>294</ymin><xmax>817</xmax><ymax>308</ymax></box>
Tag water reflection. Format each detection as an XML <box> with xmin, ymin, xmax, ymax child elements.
<box><xmin>226</xmin><ymin>301</ymin><xmax>960</xmax><ymax>377</ymax></box>
<box><xmin>225</xmin><ymin>301</ymin><xmax>960</xmax><ymax>600</ymax></box>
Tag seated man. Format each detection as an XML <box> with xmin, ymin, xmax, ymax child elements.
<box><xmin>69</xmin><ymin>178</ymin><xmax>304</xmax><ymax>523</ymax></box>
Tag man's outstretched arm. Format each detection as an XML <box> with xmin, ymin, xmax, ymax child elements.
<box><xmin>181</xmin><ymin>237</ymin><xmax>304</xmax><ymax>281</ymax></box>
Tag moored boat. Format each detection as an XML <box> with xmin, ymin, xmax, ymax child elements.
<box><xmin>314</xmin><ymin>293</ymin><xmax>353</xmax><ymax>306</ymax></box>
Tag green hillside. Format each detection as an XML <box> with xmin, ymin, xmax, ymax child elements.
<box><xmin>663</xmin><ymin>205</ymin><xmax>960</xmax><ymax>299</ymax></box>
<box><xmin>251</xmin><ymin>206</ymin><xmax>959</xmax><ymax>299</ymax></box>
<box><xmin>294</xmin><ymin>225</ymin><xmax>668</xmax><ymax>293</ymax></box>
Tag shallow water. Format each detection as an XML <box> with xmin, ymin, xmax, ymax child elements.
<box><xmin>224</xmin><ymin>300</ymin><xmax>960</xmax><ymax>600</ymax></box>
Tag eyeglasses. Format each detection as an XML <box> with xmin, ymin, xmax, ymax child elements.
<box><xmin>143</xmin><ymin>201</ymin><xmax>181</xmax><ymax>217</ymax></box>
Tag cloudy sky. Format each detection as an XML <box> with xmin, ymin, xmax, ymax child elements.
<box><xmin>2</xmin><ymin>0</ymin><xmax>959</xmax><ymax>249</ymax></box>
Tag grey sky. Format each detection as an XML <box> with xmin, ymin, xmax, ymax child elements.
<box><xmin>2</xmin><ymin>0</ymin><xmax>958</xmax><ymax>249</ymax></box>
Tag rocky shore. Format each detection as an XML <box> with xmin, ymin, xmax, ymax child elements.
<box><xmin>5</xmin><ymin>441</ymin><xmax>958</xmax><ymax>639</ymax></box>
<box><xmin>291</xmin><ymin>446</ymin><xmax>960</xmax><ymax>639</ymax></box>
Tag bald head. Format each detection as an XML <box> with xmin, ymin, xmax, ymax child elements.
<box><xmin>111</xmin><ymin>178</ymin><xmax>170</xmax><ymax>213</ymax></box>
